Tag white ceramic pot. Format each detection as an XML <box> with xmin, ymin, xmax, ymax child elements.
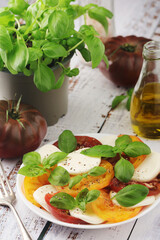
<box><xmin>0</xmin><ymin>55</ymin><xmax>72</xmax><ymax>126</ymax></box>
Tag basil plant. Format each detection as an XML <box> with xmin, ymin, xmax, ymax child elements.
<box><xmin>0</xmin><ymin>0</ymin><xmax>113</xmax><ymax>92</ymax></box>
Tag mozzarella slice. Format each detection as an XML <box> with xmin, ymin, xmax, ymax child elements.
<box><xmin>131</xmin><ymin>151</ymin><xmax>160</xmax><ymax>182</ymax></box>
<box><xmin>99</xmin><ymin>135</ymin><xmax>117</xmax><ymax>147</ymax></box>
<box><xmin>57</xmin><ymin>148</ymin><xmax>101</xmax><ymax>175</ymax></box>
<box><xmin>33</xmin><ymin>185</ymin><xmax>57</xmax><ymax>211</ymax></box>
<box><xmin>110</xmin><ymin>191</ymin><xmax>155</xmax><ymax>208</ymax></box>
<box><xmin>36</xmin><ymin>144</ymin><xmax>60</xmax><ymax>162</ymax></box>
<box><xmin>69</xmin><ymin>204</ymin><xmax>104</xmax><ymax>224</ymax></box>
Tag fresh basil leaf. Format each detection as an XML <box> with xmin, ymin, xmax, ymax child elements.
<box><xmin>81</xmin><ymin>145</ymin><xmax>116</xmax><ymax>158</ymax></box>
<box><xmin>0</xmin><ymin>25</ymin><xmax>13</xmax><ymax>52</ymax></box>
<box><xmin>111</xmin><ymin>95</ymin><xmax>127</xmax><ymax>109</ymax></box>
<box><xmin>7</xmin><ymin>38</ymin><xmax>29</xmax><ymax>72</ymax></box>
<box><xmin>88</xmin><ymin>8</ymin><xmax>109</xmax><ymax>35</ymax></box>
<box><xmin>23</xmin><ymin>152</ymin><xmax>41</xmax><ymax>166</ymax></box>
<box><xmin>0</xmin><ymin>10</ymin><xmax>15</xmax><ymax>27</ymax></box>
<box><xmin>88</xmin><ymin>166</ymin><xmax>106</xmax><ymax>176</ymax></box>
<box><xmin>86</xmin><ymin>189</ymin><xmax>100</xmax><ymax>203</ymax></box>
<box><xmin>48</xmin><ymin>10</ymin><xmax>72</xmax><ymax>39</ymax></box>
<box><xmin>53</xmin><ymin>71</ymin><xmax>65</xmax><ymax>89</ymax></box>
<box><xmin>72</xmin><ymin>5</ymin><xmax>85</xmax><ymax>19</ymax></box>
<box><xmin>127</xmin><ymin>88</ymin><xmax>134</xmax><ymax>97</ymax></box>
<box><xmin>42</xmin><ymin>0</ymin><xmax>58</xmax><ymax>7</ymax></box>
<box><xmin>23</xmin><ymin>67</ymin><xmax>33</xmax><ymax>76</ymax></box>
<box><xmin>93</xmin><ymin>6</ymin><xmax>113</xmax><ymax>19</ymax></box>
<box><xmin>32</xmin><ymin>40</ymin><xmax>46</xmax><ymax>48</ymax></box>
<box><xmin>65</xmin><ymin>68</ymin><xmax>79</xmax><ymax>77</ymax></box>
<box><xmin>103</xmin><ymin>54</ymin><xmax>109</xmax><ymax>68</ymax></box>
<box><xmin>42</xmin><ymin>152</ymin><xmax>68</xmax><ymax>168</ymax></box>
<box><xmin>18</xmin><ymin>165</ymin><xmax>46</xmax><ymax>177</ymax></box>
<box><xmin>50</xmin><ymin>192</ymin><xmax>76</xmax><ymax>210</ymax></box>
<box><xmin>28</xmin><ymin>48</ymin><xmax>43</xmax><ymax>62</ymax></box>
<box><xmin>76</xmin><ymin>188</ymin><xmax>89</xmax><ymax>211</ymax></box>
<box><xmin>42</xmin><ymin>42</ymin><xmax>68</xmax><ymax>59</ymax></box>
<box><xmin>114</xmin><ymin>184</ymin><xmax>149</xmax><ymax>207</ymax></box>
<box><xmin>0</xmin><ymin>49</ymin><xmax>17</xmax><ymax>74</ymax></box>
<box><xmin>114</xmin><ymin>157</ymin><xmax>134</xmax><ymax>183</ymax></box>
<box><xmin>26</xmin><ymin>1</ymin><xmax>42</xmax><ymax>26</ymax></box>
<box><xmin>79</xmin><ymin>48</ymin><xmax>91</xmax><ymax>62</ymax></box>
<box><xmin>124</xmin><ymin>141</ymin><xmax>151</xmax><ymax>157</ymax></box>
<box><xmin>8</xmin><ymin>0</ymin><xmax>29</xmax><ymax>15</ymax></box>
<box><xmin>69</xmin><ymin>175</ymin><xmax>83</xmax><ymax>189</ymax></box>
<box><xmin>58</xmin><ymin>130</ymin><xmax>77</xmax><ymax>153</ymax></box>
<box><xmin>0</xmin><ymin>55</ymin><xmax>4</xmax><ymax>70</ymax></box>
<box><xmin>80</xmin><ymin>25</ymin><xmax>98</xmax><ymax>37</ymax></box>
<box><xmin>85</xmin><ymin>35</ymin><xmax>105</xmax><ymax>68</ymax></box>
<box><xmin>115</xmin><ymin>135</ymin><xmax>132</xmax><ymax>150</ymax></box>
<box><xmin>34</xmin><ymin>62</ymin><xmax>55</xmax><ymax>92</ymax></box>
<box><xmin>126</xmin><ymin>95</ymin><xmax>131</xmax><ymax>111</ymax></box>
<box><xmin>48</xmin><ymin>166</ymin><xmax>70</xmax><ymax>186</ymax></box>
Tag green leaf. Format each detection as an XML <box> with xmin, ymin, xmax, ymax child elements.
<box><xmin>48</xmin><ymin>166</ymin><xmax>70</xmax><ymax>186</ymax></box>
<box><xmin>88</xmin><ymin>8</ymin><xmax>109</xmax><ymax>35</ymax></box>
<box><xmin>111</xmin><ymin>95</ymin><xmax>127</xmax><ymax>109</ymax></box>
<box><xmin>79</xmin><ymin>48</ymin><xmax>91</xmax><ymax>62</ymax></box>
<box><xmin>18</xmin><ymin>165</ymin><xmax>46</xmax><ymax>177</ymax></box>
<box><xmin>42</xmin><ymin>0</ymin><xmax>58</xmax><ymax>7</ymax></box>
<box><xmin>86</xmin><ymin>189</ymin><xmax>100</xmax><ymax>203</ymax></box>
<box><xmin>50</xmin><ymin>192</ymin><xmax>76</xmax><ymax>210</ymax></box>
<box><xmin>79</xmin><ymin>25</ymin><xmax>98</xmax><ymax>37</ymax></box>
<box><xmin>7</xmin><ymin>38</ymin><xmax>29</xmax><ymax>72</ymax></box>
<box><xmin>65</xmin><ymin>68</ymin><xmax>79</xmax><ymax>77</ymax></box>
<box><xmin>8</xmin><ymin>0</ymin><xmax>29</xmax><ymax>15</ymax></box>
<box><xmin>58</xmin><ymin>130</ymin><xmax>77</xmax><ymax>153</ymax></box>
<box><xmin>103</xmin><ymin>54</ymin><xmax>109</xmax><ymax>69</ymax></box>
<box><xmin>0</xmin><ymin>10</ymin><xmax>15</xmax><ymax>27</ymax></box>
<box><xmin>114</xmin><ymin>184</ymin><xmax>149</xmax><ymax>207</ymax></box>
<box><xmin>0</xmin><ymin>55</ymin><xmax>4</xmax><ymax>70</ymax></box>
<box><xmin>76</xmin><ymin>188</ymin><xmax>89</xmax><ymax>211</ymax></box>
<box><xmin>81</xmin><ymin>145</ymin><xmax>116</xmax><ymax>158</ymax></box>
<box><xmin>42</xmin><ymin>152</ymin><xmax>68</xmax><ymax>168</ymax></box>
<box><xmin>92</xmin><ymin>6</ymin><xmax>113</xmax><ymax>19</ymax></box>
<box><xmin>23</xmin><ymin>67</ymin><xmax>33</xmax><ymax>76</ymax></box>
<box><xmin>53</xmin><ymin>71</ymin><xmax>65</xmax><ymax>89</ymax></box>
<box><xmin>48</xmin><ymin>10</ymin><xmax>73</xmax><ymax>39</ymax></box>
<box><xmin>114</xmin><ymin>157</ymin><xmax>135</xmax><ymax>183</ymax></box>
<box><xmin>22</xmin><ymin>152</ymin><xmax>41</xmax><ymax>166</ymax></box>
<box><xmin>115</xmin><ymin>135</ymin><xmax>132</xmax><ymax>149</ymax></box>
<box><xmin>0</xmin><ymin>49</ymin><xmax>17</xmax><ymax>74</ymax></box>
<box><xmin>88</xmin><ymin>166</ymin><xmax>106</xmax><ymax>176</ymax></box>
<box><xmin>26</xmin><ymin>1</ymin><xmax>42</xmax><ymax>26</ymax></box>
<box><xmin>69</xmin><ymin>175</ymin><xmax>83</xmax><ymax>189</ymax></box>
<box><xmin>28</xmin><ymin>48</ymin><xmax>43</xmax><ymax>62</ymax></box>
<box><xmin>126</xmin><ymin>96</ymin><xmax>132</xmax><ymax>111</ymax></box>
<box><xmin>42</xmin><ymin>42</ymin><xmax>68</xmax><ymax>58</ymax></box>
<box><xmin>34</xmin><ymin>62</ymin><xmax>55</xmax><ymax>92</ymax></box>
<box><xmin>124</xmin><ymin>141</ymin><xmax>151</xmax><ymax>157</ymax></box>
<box><xmin>0</xmin><ymin>25</ymin><xmax>13</xmax><ymax>52</ymax></box>
<box><xmin>85</xmin><ymin>36</ymin><xmax>105</xmax><ymax>68</ymax></box>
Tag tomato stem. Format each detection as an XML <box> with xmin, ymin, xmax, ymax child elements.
<box><xmin>120</xmin><ymin>43</ymin><xmax>137</xmax><ymax>52</ymax></box>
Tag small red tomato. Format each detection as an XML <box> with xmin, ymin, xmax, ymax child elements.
<box><xmin>45</xmin><ymin>193</ymin><xmax>87</xmax><ymax>224</ymax></box>
<box><xmin>0</xmin><ymin>100</ymin><xmax>47</xmax><ymax>158</ymax></box>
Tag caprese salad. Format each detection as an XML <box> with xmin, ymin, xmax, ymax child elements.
<box><xmin>18</xmin><ymin>130</ymin><xmax>160</xmax><ymax>225</ymax></box>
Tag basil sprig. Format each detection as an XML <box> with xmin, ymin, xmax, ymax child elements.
<box><xmin>69</xmin><ymin>166</ymin><xmax>106</xmax><ymax>189</ymax></box>
<box><xmin>50</xmin><ymin>188</ymin><xmax>100</xmax><ymax>211</ymax></box>
<box><xmin>113</xmin><ymin>184</ymin><xmax>149</xmax><ymax>207</ymax></box>
<box><xmin>48</xmin><ymin>166</ymin><xmax>70</xmax><ymax>186</ymax></box>
<box><xmin>81</xmin><ymin>134</ymin><xmax>151</xmax><ymax>183</ymax></box>
<box><xmin>18</xmin><ymin>150</ymin><xmax>68</xmax><ymax>177</ymax></box>
<box><xmin>58</xmin><ymin>130</ymin><xmax>77</xmax><ymax>153</ymax></box>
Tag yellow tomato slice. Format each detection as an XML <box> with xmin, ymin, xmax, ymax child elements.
<box><xmin>91</xmin><ymin>190</ymin><xmax>142</xmax><ymax>223</ymax></box>
<box><xmin>22</xmin><ymin>173</ymin><xmax>50</xmax><ymax>207</ymax></box>
<box><xmin>119</xmin><ymin>135</ymin><xmax>147</xmax><ymax>168</ymax></box>
<box><xmin>55</xmin><ymin>160</ymin><xmax>114</xmax><ymax>197</ymax></box>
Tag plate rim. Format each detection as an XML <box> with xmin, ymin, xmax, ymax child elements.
<box><xmin>16</xmin><ymin>133</ymin><xmax>160</xmax><ymax>229</ymax></box>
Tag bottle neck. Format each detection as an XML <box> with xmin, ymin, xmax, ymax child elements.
<box><xmin>143</xmin><ymin>41</ymin><xmax>160</xmax><ymax>60</ymax></box>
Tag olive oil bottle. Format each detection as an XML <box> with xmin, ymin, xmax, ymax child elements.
<box><xmin>130</xmin><ymin>41</ymin><xmax>160</xmax><ymax>139</ymax></box>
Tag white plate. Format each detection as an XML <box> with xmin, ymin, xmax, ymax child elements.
<box><xmin>16</xmin><ymin>133</ymin><xmax>160</xmax><ymax>229</ymax></box>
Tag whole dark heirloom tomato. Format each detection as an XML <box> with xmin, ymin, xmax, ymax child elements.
<box><xmin>99</xmin><ymin>35</ymin><xmax>151</xmax><ymax>87</ymax></box>
<box><xmin>0</xmin><ymin>100</ymin><xmax>47</xmax><ymax>159</ymax></box>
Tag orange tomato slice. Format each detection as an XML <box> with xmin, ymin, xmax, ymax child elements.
<box><xmin>119</xmin><ymin>134</ymin><xmax>147</xmax><ymax>168</ymax></box>
<box><xmin>91</xmin><ymin>190</ymin><xmax>142</xmax><ymax>223</ymax></box>
<box><xmin>55</xmin><ymin>160</ymin><xmax>114</xmax><ymax>197</ymax></box>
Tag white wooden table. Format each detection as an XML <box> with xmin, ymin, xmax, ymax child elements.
<box><xmin>1</xmin><ymin>0</ymin><xmax>160</xmax><ymax>239</ymax></box>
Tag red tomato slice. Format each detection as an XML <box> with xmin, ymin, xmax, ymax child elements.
<box><xmin>53</xmin><ymin>135</ymin><xmax>102</xmax><ymax>149</ymax></box>
<box><xmin>45</xmin><ymin>193</ymin><xmax>87</xmax><ymax>224</ymax></box>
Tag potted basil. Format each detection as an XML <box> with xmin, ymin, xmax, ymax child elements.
<box><xmin>0</xmin><ymin>0</ymin><xmax>112</xmax><ymax>125</ymax></box>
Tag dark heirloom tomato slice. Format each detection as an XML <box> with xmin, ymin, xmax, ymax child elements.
<box><xmin>45</xmin><ymin>193</ymin><xmax>87</xmax><ymax>224</ymax></box>
<box><xmin>110</xmin><ymin>178</ymin><xmax>127</xmax><ymax>192</ymax></box>
<box><xmin>53</xmin><ymin>135</ymin><xmax>102</xmax><ymax>149</ymax></box>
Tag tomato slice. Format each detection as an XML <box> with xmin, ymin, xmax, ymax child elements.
<box><xmin>53</xmin><ymin>135</ymin><xmax>102</xmax><ymax>149</ymax></box>
<box><xmin>45</xmin><ymin>193</ymin><xmax>87</xmax><ymax>224</ymax></box>
<box><xmin>55</xmin><ymin>160</ymin><xmax>114</xmax><ymax>197</ymax></box>
<box><xmin>91</xmin><ymin>190</ymin><xmax>142</xmax><ymax>223</ymax></box>
<box><xmin>110</xmin><ymin>178</ymin><xmax>127</xmax><ymax>192</ymax></box>
<box><xmin>119</xmin><ymin>135</ymin><xmax>147</xmax><ymax>168</ymax></box>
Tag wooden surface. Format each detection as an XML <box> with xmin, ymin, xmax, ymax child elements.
<box><xmin>0</xmin><ymin>0</ymin><xmax>160</xmax><ymax>239</ymax></box>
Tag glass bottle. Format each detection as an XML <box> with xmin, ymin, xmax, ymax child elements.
<box><xmin>130</xmin><ymin>41</ymin><xmax>160</xmax><ymax>139</ymax></box>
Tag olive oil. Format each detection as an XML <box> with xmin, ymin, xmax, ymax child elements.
<box><xmin>131</xmin><ymin>82</ymin><xmax>160</xmax><ymax>138</ymax></box>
